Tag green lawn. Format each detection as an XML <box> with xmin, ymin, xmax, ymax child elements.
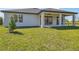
<box><xmin>0</xmin><ymin>25</ymin><xmax>79</xmax><ymax>51</ymax></box>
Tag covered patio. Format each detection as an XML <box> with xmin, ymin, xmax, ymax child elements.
<box><xmin>40</xmin><ymin>11</ymin><xmax>77</xmax><ymax>28</ymax></box>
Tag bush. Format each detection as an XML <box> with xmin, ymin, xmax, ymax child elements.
<box><xmin>0</xmin><ymin>17</ymin><xmax>3</xmax><ymax>25</ymax></box>
<box><xmin>8</xmin><ymin>16</ymin><xmax>16</xmax><ymax>33</ymax></box>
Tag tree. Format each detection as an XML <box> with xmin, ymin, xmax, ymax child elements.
<box><xmin>65</xmin><ymin>19</ymin><xmax>70</xmax><ymax>26</ymax></box>
<box><xmin>8</xmin><ymin>16</ymin><xmax>16</xmax><ymax>33</ymax></box>
<box><xmin>14</xmin><ymin>15</ymin><xmax>18</xmax><ymax>22</ymax></box>
<box><xmin>0</xmin><ymin>17</ymin><xmax>3</xmax><ymax>25</ymax></box>
<box><xmin>76</xmin><ymin>20</ymin><xmax>79</xmax><ymax>25</ymax></box>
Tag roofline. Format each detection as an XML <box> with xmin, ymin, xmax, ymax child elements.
<box><xmin>1</xmin><ymin>10</ymin><xmax>39</xmax><ymax>14</ymax></box>
<box><xmin>1</xmin><ymin>9</ymin><xmax>78</xmax><ymax>14</ymax></box>
<box><xmin>40</xmin><ymin>10</ymin><xmax>77</xmax><ymax>14</ymax></box>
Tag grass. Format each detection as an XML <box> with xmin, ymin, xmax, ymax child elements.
<box><xmin>0</xmin><ymin>25</ymin><xmax>79</xmax><ymax>51</ymax></box>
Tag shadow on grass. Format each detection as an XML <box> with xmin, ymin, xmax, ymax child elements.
<box><xmin>12</xmin><ymin>26</ymin><xmax>79</xmax><ymax>30</ymax></box>
<box><xmin>17</xmin><ymin>26</ymin><xmax>39</xmax><ymax>29</ymax></box>
<box><xmin>51</xmin><ymin>26</ymin><xmax>79</xmax><ymax>30</ymax></box>
<box><xmin>10</xmin><ymin>31</ymin><xmax>24</xmax><ymax>35</ymax></box>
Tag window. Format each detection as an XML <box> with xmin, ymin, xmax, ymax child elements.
<box><xmin>18</xmin><ymin>14</ymin><xmax>23</xmax><ymax>22</ymax></box>
<box><xmin>61</xmin><ymin>16</ymin><xmax>64</xmax><ymax>25</ymax></box>
<box><xmin>12</xmin><ymin>14</ymin><xmax>23</xmax><ymax>23</ymax></box>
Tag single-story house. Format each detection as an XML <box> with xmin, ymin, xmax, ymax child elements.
<box><xmin>1</xmin><ymin>8</ymin><xmax>77</xmax><ymax>28</ymax></box>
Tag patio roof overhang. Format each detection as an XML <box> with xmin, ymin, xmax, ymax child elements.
<box><xmin>40</xmin><ymin>10</ymin><xmax>77</xmax><ymax>14</ymax></box>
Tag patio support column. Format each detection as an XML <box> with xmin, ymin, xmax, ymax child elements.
<box><xmin>62</xmin><ymin>15</ymin><xmax>65</xmax><ymax>26</ymax></box>
<box><xmin>72</xmin><ymin>14</ymin><xmax>76</xmax><ymax>26</ymax></box>
<box><xmin>41</xmin><ymin>12</ymin><xmax>45</xmax><ymax>28</ymax></box>
<box><xmin>59</xmin><ymin>13</ymin><xmax>62</xmax><ymax>26</ymax></box>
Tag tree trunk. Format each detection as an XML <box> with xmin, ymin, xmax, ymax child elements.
<box><xmin>9</xmin><ymin>28</ymin><xmax>13</xmax><ymax>33</ymax></box>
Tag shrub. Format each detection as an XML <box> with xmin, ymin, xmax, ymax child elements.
<box><xmin>0</xmin><ymin>17</ymin><xmax>3</xmax><ymax>25</ymax></box>
<box><xmin>8</xmin><ymin>16</ymin><xmax>16</xmax><ymax>33</ymax></box>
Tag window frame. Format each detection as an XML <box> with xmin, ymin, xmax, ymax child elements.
<box><xmin>12</xmin><ymin>14</ymin><xmax>23</xmax><ymax>23</ymax></box>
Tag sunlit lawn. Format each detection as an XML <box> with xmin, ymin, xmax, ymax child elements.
<box><xmin>0</xmin><ymin>25</ymin><xmax>79</xmax><ymax>51</ymax></box>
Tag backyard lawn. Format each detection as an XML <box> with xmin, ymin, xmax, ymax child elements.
<box><xmin>0</xmin><ymin>25</ymin><xmax>79</xmax><ymax>51</ymax></box>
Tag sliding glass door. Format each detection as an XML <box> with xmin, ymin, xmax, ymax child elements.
<box><xmin>45</xmin><ymin>16</ymin><xmax>53</xmax><ymax>25</ymax></box>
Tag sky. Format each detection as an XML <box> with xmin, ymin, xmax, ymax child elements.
<box><xmin>61</xmin><ymin>8</ymin><xmax>79</xmax><ymax>21</ymax></box>
<box><xmin>0</xmin><ymin>8</ymin><xmax>79</xmax><ymax>21</ymax></box>
<box><xmin>62</xmin><ymin>8</ymin><xmax>79</xmax><ymax>13</ymax></box>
